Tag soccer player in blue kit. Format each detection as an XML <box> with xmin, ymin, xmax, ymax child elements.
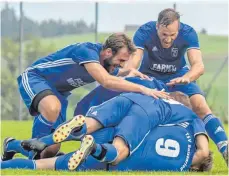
<box><xmin>1</xmin><ymin>92</ymin><xmax>212</xmax><ymax>172</ymax></box>
<box><xmin>75</xmin><ymin>8</ymin><xmax>228</xmax><ymax>164</ymax></box>
<box><xmin>2</xmin><ymin>33</ymin><xmax>170</xmax><ymax>160</ymax></box>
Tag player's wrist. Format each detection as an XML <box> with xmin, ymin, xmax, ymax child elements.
<box><xmin>139</xmin><ymin>86</ymin><xmax>150</xmax><ymax>95</ymax></box>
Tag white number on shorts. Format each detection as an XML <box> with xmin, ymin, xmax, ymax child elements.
<box><xmin>155</xmin><ymin>138</ymin><xmax>180</xmax><ymax>157</ymax></box>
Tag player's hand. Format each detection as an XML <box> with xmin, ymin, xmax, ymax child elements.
<box><xmin>141</xmin><ymin>87</ymin><xmax>171</xmax><ymax>99</ymax></box>
<box><xmin>166</xmin><ymin>76</ymin><xmax>190</xmax><ymax>86</ymax></box>
<box><xmin>125</xmin><ymin>68</ymin><xmax>151</xmax><ymax>80</ymax></box>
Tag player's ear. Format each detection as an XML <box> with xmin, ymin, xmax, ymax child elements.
<box><xmin>156</xmin><ymin>22</ymin><xmax>159</xmax><ymax>30</ymax></box>
<box><xmin>105</xmin><ymin>48</ymin><xmax>113</xmax><ymax>57</ymax></box>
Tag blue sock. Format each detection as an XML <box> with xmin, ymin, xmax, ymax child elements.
<box><xmin>7</xmin><ymin>140</ymin><xmax>29</xmax><ymax>157</ymax></box>
<box><xmin>92</xmin><ymin>144</ymin><xmax>103</xmax><ymax>157</ymax></box>
<box><xmin>39</xmin><ymin>124</ymin><xmax>87</xmax><ymax>146</ymax></box>
<box><xmin>204</xmin><ymin>114</ymin><xmax>228</xmax><ymax>153</ymax></box>
<box><xmin>92</xmin><ymin>143</ymin><xmax>118</xmax><ymax>163</ymax></box>
<box><xmin>1</xmin><ymin>158</ymin><xmax>36</xmax><ymax>169</ymax></box>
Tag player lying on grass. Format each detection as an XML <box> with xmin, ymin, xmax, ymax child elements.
<box><xmin>1</xmin><ymin>119</ymin><xmax>212</xmax><ymax>172</ymax></box>
<box><xmin>15</xmin><ymin>32</ymin><xmax>170</xmax><ymax>159</ymax></box>
<box><xmin>1</xmin><ymin>91</ymin><xmax>212</xmax><ymax>171</ymax></box>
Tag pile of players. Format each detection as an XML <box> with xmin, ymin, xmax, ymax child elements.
<box><xmin>1</xmin><ymin>8</ymin><xmax>227</xmax><ymax>172</ymax></box>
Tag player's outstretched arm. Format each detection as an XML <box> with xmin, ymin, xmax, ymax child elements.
<box><xmin>185</xmin><ymin>49</ymin><xmax>205</xmax><ymax>82</ymax></box>
<box><xmin>167</xmin><ymin>49</ymin><xmax>204</xmax><ymax>86</ymax></box>
<box><xmin>84</xmin><ymin>62</ymin><xmax>170</xmax><ymax>99</ymax></box>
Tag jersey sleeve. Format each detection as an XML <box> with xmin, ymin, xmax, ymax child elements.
<box><xmin>192</xmin><ymin>118</ymin><xmax>208</xmax><ymax>140</ymax></box>
<box><xmin>72</xmin><ymin>46</ymin><xmax>100</xmax><ymax>65</ymax></box>
<box><xmin>184</xmin><ymin>28</ymin><xmax>200</xmax><ymax>50</ymax></box>
<box><xmin>110</xmin><ymin>67</ymin><xmax>120</xmax><ymax>76</ymax></box>
<box><xmin>133</xmin><ymin>23</ymin><xmax>153</xmax><ymax>50</ymax></box>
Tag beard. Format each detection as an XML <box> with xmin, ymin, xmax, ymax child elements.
<box><xmin>103</xmin><ymin>57</ymin><xmax>114</xmax><ymax>73</ymax></box>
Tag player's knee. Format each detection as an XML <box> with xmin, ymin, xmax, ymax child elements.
<box><xmin>39</xmin><ymin>96</ymin><xmax>61</xmax><ymax>123</ymax></box>
<box><xmin>112</xmin><ymin>145</ymin><xmax>129</xmax><ymax>165</ymax></box>
<box><xmin>112</xmin><ymin>138</ymin><xmax>129</xmax><ymax>165</ymax></box>
<box><xmin>40</xmin><ymin>144</ymin><xmax>61</xmax><ymax>159</ymax></box>
<box><xmin>117</xmin><ymin>144</ymin><xmax>129</xmax><ymax>158</ymax></box>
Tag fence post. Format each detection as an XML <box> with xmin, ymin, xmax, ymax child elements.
<box><xmin>19</xmin><ymin>1</ymin><xmax>24</xmax><ymax>121</ymax></box>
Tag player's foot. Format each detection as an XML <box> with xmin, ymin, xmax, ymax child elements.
<box><xmin>68</xmin><ymin>135</ymin><xmax>95</xmax><ymax>171</ymax></box>
<box><xmin>222</xmin><ymin>145</ymin><xmax>228</xmax><ymax>167</ymax></box>
<box><xmin>1</xmin><ymin>137</ymin><xmax>16</xmax><ymax>161</ymax></box>
<box><xmin>21</xmin><ymin>138</ymin><xmax>47</xmax><ymax>159</ymax></box>
<box><xmin>53</xmin><ymin>115</ymin><xmax>86</xmax><ymax>143</ymax></box>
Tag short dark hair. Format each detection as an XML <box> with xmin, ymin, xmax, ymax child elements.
<box><xmin>158</xmin><ymin>8</ymin><xmax>180</xmax><ymax>27</ymax></box>
<box><xmin>198</xmin><ymin>151</ymin><xmax>213</xmax><ymax>172</ymax></box>
<box><xmin>169</xmin><ymin>91</ymin><xmax>192</xmax><ymax>109</ymax></box>
<box><xmin>103</xmin><ymin>33</ymin><xmax>136</xmax><ymax>55</ymax></box>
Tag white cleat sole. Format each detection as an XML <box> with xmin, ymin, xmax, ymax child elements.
<box><xmin>53</xmin><ymin>115</ymin><xmax>85</xmax><ymax>143</ymax></box>
<box><xmin>68</xmin><ymin>135</ymin><xmax>95</xmax><ymax>171</ymax></box>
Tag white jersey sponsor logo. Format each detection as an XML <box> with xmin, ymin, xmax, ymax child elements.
<box><xmin>67</xmin><ymin>78</ymin><xmax>87</xmax><ymax>88</ymax></box>
<box><xmin>150</xmin><ymin>64</ymin><xmax>177</xmax><ymax>73</ymax></box>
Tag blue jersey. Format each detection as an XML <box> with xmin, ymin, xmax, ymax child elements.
<box><xmin>112</xmin><ymin>124</ymin><xmax>196</xmax><ymax>171</ymax></box>
<box><xmin>23</xmin><ymin>42</ymin><xmax>102</xmax><ymax>92</ymax></box>
<box><xmin>133</xmin><ymin>21</ymin><xmax>200</xmax><ymax>80</ymax></box>
<box><xmin>77</xmin><ymin>119</ymin><xmax>207</xmax><ymax>172</ymax></box>
<box><xmin>120</xmin><ymin>93</ymin><xmax>198</xmax><ymax>126</ymax></box>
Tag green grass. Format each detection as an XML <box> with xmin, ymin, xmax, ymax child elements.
<box><xmin>198</xmin><ymin>58</ymin><xmax>228</xmax><ymax>121</ymax></box>
<box><xmin>1</xmin><ymin>121</ymin><xmax>228</xmax><ymax>175</ymax></box>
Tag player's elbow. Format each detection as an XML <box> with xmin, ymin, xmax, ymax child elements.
<box><xmin>199</xmin><ymin>64</ymin><xmax>205</xmax><ymax>76</ymax></box>
<box><xmin>200</xmin><ymin>149</ymin><xmax>210</xmax><ymax>159</ymax></box>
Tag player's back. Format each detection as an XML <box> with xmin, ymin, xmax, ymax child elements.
<box><xmin>120</xmin><ymin>93</ymin><xmax>197</xmax><ymax>125</ymax></box>
<box><xmin>21</xmin><ymin>42</ymin><xmax>102</xmax><ymax>92</ymax></box>
<box><xmin>111</xmin><ymin>124</ymin><xmax>195</xmax><ymax>171</ymax></box>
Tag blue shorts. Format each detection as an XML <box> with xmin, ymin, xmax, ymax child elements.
<box><xmin>86</xmin><ymin>96</ymin><xmax>133</xmax><ymax>127</ymax></box>
<box><xmin>114</xmin><ymin>104</ymin><xmax>150</xmax><ymax>155</ymax></box>
<box><xmin>163</xmin><ymin>66</ymin><xmax>204</xmax><ymax>97</ymax></box>
<box><xmin>17</xmin><ymin>71</ymin><xmax>68</xmax><ymax>138</ymax></box>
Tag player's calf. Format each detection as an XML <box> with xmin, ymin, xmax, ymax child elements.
<box><xmin>90</xmin><ymin>136</ymin><xmax>129</xmax><ymax>165</ymax></box>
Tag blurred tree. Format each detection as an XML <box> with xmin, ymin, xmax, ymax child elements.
<box><xmin>1</xmin><ymin>3</ymin><xmax>95</xmax><ymax>40</ymax></box>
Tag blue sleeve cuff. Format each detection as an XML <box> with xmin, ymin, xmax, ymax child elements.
<box><xmin>111</xmin><ymin>67</ymin><xmax>120</xmax><ymax>76</ymax></box>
